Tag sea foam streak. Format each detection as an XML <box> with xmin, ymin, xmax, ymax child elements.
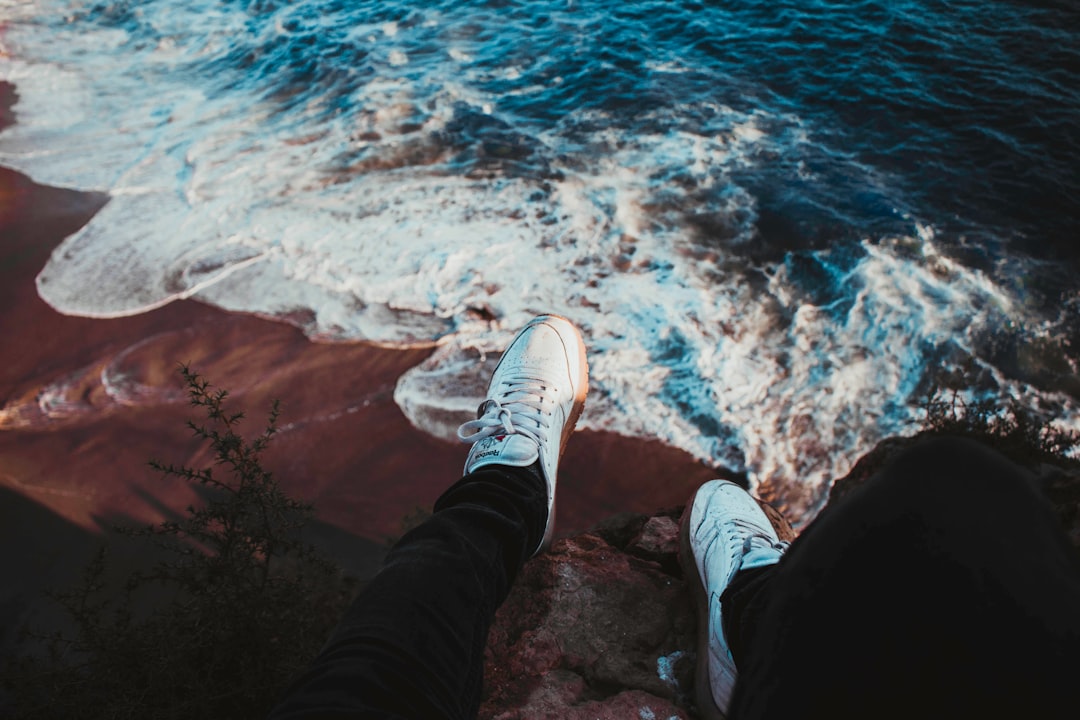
<box><xmin>3</xmin><ymin>0</ymin><xmax>1076</xmax><ymax>524</ymax></box>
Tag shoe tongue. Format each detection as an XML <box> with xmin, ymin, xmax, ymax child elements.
<box><xmin>741</xmin><ymin>538</ymin><xmax>783</xmax><ymax>571</ymax></box>
<box><xmin>465</xmin><ymin>433</ymin><xmax>540</xmax><ymax>473</ymax></box>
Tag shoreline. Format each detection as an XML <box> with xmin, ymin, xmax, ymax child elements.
<box><xmin>0</xmin><ymin>159</ymin><xmax>719</xmax><ymax>648</ymax></box>
<box><xmin>0</xmin><ymin>76</ymin><xmax>719</xmax><ymax>646</ymax></box>
<box><xmin>0</xmin><ymin>161</ymin><xmax>718</xmax><ymax>538</ymax></box>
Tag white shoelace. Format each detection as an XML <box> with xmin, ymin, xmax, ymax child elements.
<box><xmin>713</xmin><ymin>517</ymin><xmax>790</xmax><ymax>573</ymax></box>
<box><xmin>729</xmin><ymin>517</ymin><xmax>790</xmax><ymax>552</ymax></box>
<box><xmin>456</xmin><ymin>375</ymin><xmax>557</xmax><ymax>448</ymax></box>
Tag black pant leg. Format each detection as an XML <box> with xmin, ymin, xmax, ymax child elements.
<box><xmin>728</xmin><ymin>436</ymin><xmax>1080</xmax><ymax>720</ymax></box>
<box><xmin>268</xmin><ymin>465</ymin><xmax>546</xmax><ymax>720</ymax></box>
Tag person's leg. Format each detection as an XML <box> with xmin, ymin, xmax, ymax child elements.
<box><xmin>727</xmin><ymin>436</ymin><xmax>1080</xmax><ymax>719</ymax></box>
<box><xmin>268</xmin><ymin>465</ymin><xmax>545</xmax><ymax>720</ymax></box>
<box><xmin>680</xmin><ymin>480</ymin><xmax>790</xmax><ymax>720</ymax></box>
<box><xmin>269</xmin><ymin>315</ymin><xmax>589</xmax><ymax>720</ymax></box>
<box><xmin>715</xmin><ymin>564</ymin><xmax>776</xmax><ymax>669</ymax></box>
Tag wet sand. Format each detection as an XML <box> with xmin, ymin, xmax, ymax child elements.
<box><xmin>0</xmin><ymin>134</ymin><xmax>719</xmax><ymax>646</ymax></box>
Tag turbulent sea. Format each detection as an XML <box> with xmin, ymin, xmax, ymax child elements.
<box><xmin>2</xmin><ymin>0</ymin><xmax>1078</xmax><ymax>521</ymax></box>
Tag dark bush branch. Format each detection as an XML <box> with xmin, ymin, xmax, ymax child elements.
<box><xmin>2</xmin><ymin>367</ymin><xmax>354</xmax><ymax>720</ymax></box>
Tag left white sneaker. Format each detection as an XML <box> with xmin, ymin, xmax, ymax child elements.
<box><xmin>457</xmin><ymin>314</ymin><xmax>588</xmax><ymax>554</ymax></box>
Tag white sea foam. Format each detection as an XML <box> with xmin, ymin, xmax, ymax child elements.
<box><xmin>3</xmin><ymin>0</ymin><xmax>1077</xmax><ymax>525</ymax></box>
<box><xmin>393</xmin><ymin>227</ymin><xmax>1071</xmax><ymax>521</ymax></box>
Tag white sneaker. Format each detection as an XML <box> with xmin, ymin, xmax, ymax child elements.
<box><xmin>680</xmin><ymin>480</ymin><xmax>789</xmax><ymax>719</ymax></box>
<box><xmin>457</xmin><ymin>315</ymin><xmax>588</xmax><ymax>554</ymax></box>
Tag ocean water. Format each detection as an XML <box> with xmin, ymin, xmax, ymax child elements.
<box><xmin>2</xmin><ymin>0</ymin><xmax>1078</xmax><ymax>522</ymax></box>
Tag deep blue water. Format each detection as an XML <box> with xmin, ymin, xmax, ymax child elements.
<box><xmin>59</xmin><ymin>0</ymin><xmax>1079</xmax><ymax>259</ymax></box>
<box><xmin>3</xmin><ymin>0</ymin><xmax>1078</xmax><ymax>517</ymax></box>
<box><xmin>175</xmin><ymin>0</ymin><xmax>1078</xmax><ymax>258</ymax></box>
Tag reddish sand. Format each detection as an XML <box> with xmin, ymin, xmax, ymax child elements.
<box><xmin>0</xmin><ymin>103</ymin><xmax>720</xmax><ymax>640</ymax></box>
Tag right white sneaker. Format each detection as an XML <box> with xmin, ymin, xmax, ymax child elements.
<box><xmin>457</xmin><ymin>314</ymin><xmax>588</xmax><ymax>555</ymax></box>
<box><xmin>680</xmin><ymin>480</ymin><xmax>789</xmax><ymax>719</ymax></box>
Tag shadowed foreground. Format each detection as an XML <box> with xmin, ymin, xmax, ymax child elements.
<box><xmin>479</xmin><ymin>432</ymin><xmax>1079</xmax><ymax>719</ymax></box>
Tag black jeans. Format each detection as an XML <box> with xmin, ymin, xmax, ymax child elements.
<box><xmin>724</xmin><ymin>436</ymin><xmax>1080</xmax><ymax>719</ymax></box>
<box><xmin>270</xmin><ymin>437</ymin><xmax>1080</xmax><ymax>719</ymax></box>
<box><xmin>268</xmin><ymin>466</ymin><xmax>546</xmax><ymax>720</ymax></box>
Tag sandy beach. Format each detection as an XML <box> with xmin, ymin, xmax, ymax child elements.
<box><xmin>0</xmin><ymin>139</ymin><xmax>719</xmax><ymax>649</ymax></box>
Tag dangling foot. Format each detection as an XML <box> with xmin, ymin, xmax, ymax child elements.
<box><xmin>457</xmin><ymin>315</ymin><xmax>588</xmax><ymax>555</ymax></box>
<box><xmin>680</xmin><ymin>480</ymin><xmax>789</xmax><ymax>719</ymax></box>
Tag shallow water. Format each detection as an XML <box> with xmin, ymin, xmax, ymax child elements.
<box><xmin>3</xmin><ymin>0</ymin><xmax>1078</xmax><ymax>522</ymax></box>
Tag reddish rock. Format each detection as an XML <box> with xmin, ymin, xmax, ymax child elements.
<box><xmin>630</xmin><ymin>515</ymin><xmax>681</xmax><ymax>558</ymax></box>
<box><xmin>481</xmin><ymin>508</ymin><xmax>697</xmax><ymax>719</ymax></box>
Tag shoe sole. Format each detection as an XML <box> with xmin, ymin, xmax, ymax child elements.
<box><xmin>679</xmin><ymin>502</ymin><xmax>729</xmax><ymax>720</ymax></box>
<box><xmin>544</xmin><ymin>314</ymin><xmax>589</xmax><ymax>456</ymax></box>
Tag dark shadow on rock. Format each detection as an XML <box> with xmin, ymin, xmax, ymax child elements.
<box><xmin>829</xmin><ymin>431</ymin><xmax>1080</xmax><ymax>553</ymax></box>
<box><xmin>0</xmin><ymin>486</ymin><xmax>99</xmax><ymax>659</ymax></box>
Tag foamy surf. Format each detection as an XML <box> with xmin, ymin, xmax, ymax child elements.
<box><xmin>3</xmin><ymin>0</ymin><xmax>1077</xmax><ymax>526</ymax></box>
<box><xmin>394</xmin><ymin>231</ymin><xmax>1078</xmax><ymax>522</ymax></box>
